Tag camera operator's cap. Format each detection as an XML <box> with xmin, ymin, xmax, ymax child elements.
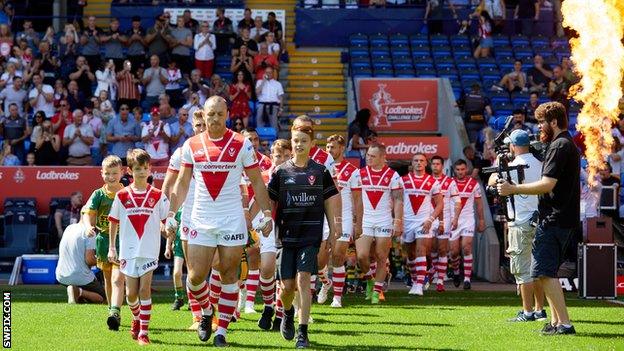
<box><xmin>504</xmin><ymin>129</ymin><xmax>530</xmax><ymax>146</ymax></box>
<box><xmin>150</xmin><ymin>106</ymin><xmax>160</xmax><ymax>115</ymax></box>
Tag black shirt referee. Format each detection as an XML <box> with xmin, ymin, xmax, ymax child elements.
<box><xmin>498</xmin><ymin>101</ymin><xmax>580</xmax><ymax>335</ymax></box>
<box><xmin>267</xmin><ymin>124</ymin><xmax>341</xmax><ymax>348</ymax></box>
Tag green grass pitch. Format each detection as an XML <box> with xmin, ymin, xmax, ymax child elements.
<box><xmin>6</xmin><ymin>285</ymin><xmax>624</xmax><ymax>350</ymax></box>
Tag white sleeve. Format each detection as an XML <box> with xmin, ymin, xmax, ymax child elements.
<box><xmin>241</xmin><ymin>138</ymin><xmax>259</xmax><ymax>169</ymax></box>
<box><xmin>349</xmin><ymin>170</ymin><xmax>361</xmax><ymax>190</ymax></box>
<box><xmin>168</xmin><ymin>148</ymin><xmax>181</xmax><ymax>171</ymax></box>
<box><xmin>108</xmin><ymin>194</ymin><xmax>122</xmax><ymax>224</ymax></box>
<box><xmin>28</xmin><ymin>88</ymin><xmax>36</xmax><ymax>99</ymax></box>
<box><xmin>181</xmin><ymin>140</ymin><xmax>194</xmax><ymax>168</ymax></box>
<box><xmin>391</xmin><ymin>172</ymin><xmax>403</xmax><ymax>190</ymax></box>
<box><xmin>193</xmin><ymin>34</ymin><xmax>200</xmax><ymax>50</ymax></box>
<box><xmin>277</xmin><ymin>82</ymin><xmax>284</xmax><ymax>96</ymax></box>
<box><xmin>63</xmin><ymin>125</ymin><xmax>72</xmax><ymax>139</ymax></box>
<box><xmin>141</xmin><ymin>124</ymin><xmax>148</xmax><ymax>138</ymax></box>
<box><xmin>325</xmin><ymin>153</ymin><xmax>335</xmax><ymax>177</ymax></box>
<box><xmin>163</xmin><ymin>123</ymin><xmax>171</xmax><ymax>137</ymax></box>
<box><xmin>431</xmin><ymin>181</ymin><xmax>441</xmax><ymax>196</ymax></box>
<box><xmin>158</xmin><ymin>194</ymin><xmax>169</xmax><ymax>221</ymax></box>
<box><xmin>474</xmin><ymin>182</ymin><xmax>482</xmax><ymax>198</ymax></box>
<box><xmin>210</xmin><ymin>34</ymin><xmax>216</xmax><ymax>50</ymax></box>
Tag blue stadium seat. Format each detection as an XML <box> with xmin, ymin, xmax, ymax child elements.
<box><xmin>416</xmin><ymin>67</ymin><xmax>437</xmax><ymax>77</ymax></box>
<box><xmin>410</xmin><ymin>33</ymin><xmax>429</xmax><ymax>46</ymax></box>
<box><xmin>489</xmin><ymin>90</ymin><xmax>510</xmax><ymax>104</ymax></box>
<box><xmin>413</xmin><ymin>55</ymin><xmax>434</xmax><ymax>69</ymax></box>
<box><xmin>510</xmin><ymin>34</ymin><xmax>530</xmax><ymax>46</ymax></box>
<box><xmin>349</xmin><ymin>33</ymin><xmax>368</xmax><ymax>46</ymax></box>
<box><xmin>371</xmin><ymin>54</ymin><xmax>392</xmax><ymax>64</ymax></box>
<box><xmin>459</xmin><ymin>67</ymin><xmax>480</xmax><ymax>80</ymax></box>
<box><xmin>351</xmin><ymin>58</ymin><xmax>371</xmax><ymax>69</ymax></box>
<box><xmin>482</xmin><ymin>78</ymin><xmax>499</xmax><ymax>89</ymax></box>
<box><xmin>369</xmin><ymin>33</ymin><xmax>388</xmax><ymax>46</ymax></box>
<box><xmin>431</xmin><ymin>44</ymin><xmax>452</xmax><ymax>57</ymax></box>
<box><xmin>452</xmin><ymin>44</ymin><xmax>472</xmax><ymax>57</ymax></box>
<box><xmin>390</xmin><ymin>43</ymin><xmax>410</xmax><ymax>56</ymax></box>
<box><xmin>411</xmin><ymin>43</ymin><xmax>431</xmax><ymax>56</ymax></box>
<box><xmin>434</xmin><ymin>56</ymin><xmax>455</xmax><ymax>70</ymax></box>
<box><xmin>511</xmin><ymin>91</ymin><xmax>530</xmax><ymax>105</ymax></box>
<box><xmin>371</xmin><ymin>47</ymin><xmax>390</xmax><ymax>56</ymax></box>
<box><xmin>531</xmin><ymin>35</ymin><xmax>550</xmax><ymax>47</ymax></box>
<box><xmin>437</xmin><ymin>66</ymin><xmax>458</xmax><ymax>79</ymax></box>
<box><xmin>477</xmin><ymin>58</ymin><xmax>498</xmax><ymax>69</ymax></box>
<box><xmin>352</xmin><ymin>67</ymin><xmax>372</xmax><ymax>77</ymax></box>
<box><xmin>0</xmin><ymin>201</ymin><xmax>37</xmax><ymax>258</ymax></box>
<box><xmin>429</xmin><ymin>34</ymin><xmax>449</xmax><ymax>45</ymax></box>
<box><xmin>257</xmin><ymin>127</ymin><xmax>278</xmax><ymax>142</ymax></box>
<box><xmin>389</xmin><ymin>33</ymin><xmax>409</xmax><ymax>46</ymax></box>
<box><xmin>373</xmin><ymin>62</ymin><xmax>393</xmax><ymax>70</ymax></box>
<box><xmin>395</xmin><ymin>68</ymin><xmax>416</xmax><ymax>77</ymax></box>
<box><xmin>494</xmin><ymin>47</ymin><xmax>513</xmax><ymax>58</ymax></box>
<box><xmin>492</xmin><ymin>34</ymin><xmax>510</xmax><ymax>47</ymax></box>
<box><xmin>373</xmin><ymin>67</ymin><xmax>394</xmax><ymax>77</ymax></box>
<box><xmin>455</xmin><ymin>56</ymin><xmax>477</xmax><ymax>70</ymax></box>
<box><xmin>450</xmin><ymin>34</ymin><xmax>470</xmax><ymax>46</ymax></box>
<box><xmin>480</xmin><ymin>67</ymin><xmax>501</xmax><ymax>80</ymax></box>
<box><xmin>492</xmin><ymin>101</ymin><xmax>513</xmax><ymax>116</ymax></box>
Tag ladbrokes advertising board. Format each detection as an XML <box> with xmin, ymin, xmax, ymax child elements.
<box><xmin>0</xmin><ymin>167</ymin><xmax>166</xmax><ymax>214</ymax></box>
<box><xmin>357</xmin><ymin>79</ymin><xmax>438</xmax><ymax>132</ymax></box>
<box><xmin>378</xmin><ymin>136</ymin><xmax>450</xmax><ymax>160</ymax></box>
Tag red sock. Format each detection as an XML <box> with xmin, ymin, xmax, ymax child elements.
<box><xmin>275</xmin><ymin>285</ymin><xmax>284</xmax><ymax>319</ymax></box>
<box><xmin>127</xmin><ymin>297</ymin><xmax>140</xmax><ymax>320</ymax></box>
<box><xmin>216</xmin><ymin>283</ymin><xmax>238</xmax><ymax>336</ymax></box>
<box><xmin>310</xmin><ymin>275</ymin><xmax>317</xmax><ymax>295</ymax></box>
<box><xmin>463</xmin><ymin>254</ymin><xmax>473</xmax><ymax>282</ymax></box>
<box><xmin>370</xmin><ymin>262</ymin><xmax>377</xmax><ymax>277</ymax></box>
<box><xmin>450</xmin><ymin>256</ymin><xmax>460</xmax><ymax>275</ymax></box>
<box><xmin>429</xmin><ymin>252</ymin><xmax>439</xmax><ymax>276</ymax></box>
<box><xmin>373</xmin><ymin>281</ymin><xmax>384</xmax><ymax>294</ymax></box>
<box><xmin>187</xmin><ymin>285</ymin><xmax>202</xmax><ymax>319</ymax></box>
<box><xmin>209</xmin><ymin>270</ymin><xmax>221</xmax><ymax>307</ymax></box>
<box><xmin>260</xmin><ymin>276</ymin><xmax>276</xmax><ymax>308</ymax></box>
<box><xmin>437</xmin><ymin>256</ymin><xmax>448</xmax><ymax>284</ymax></box>
<box><xmin>139</xmin><ymin>299</ymin><xmax>152</xmax><ymax>336</ymax></box>
<box><xmin>332</xmin><ymin>265</ymin><xmax>346</xmax><ymax>298</ymax></box>
<box><xmin>245</xmin><ymin>269</ymin><xmax>260</xmax><ymax>303</ymax></box>
<box><xmin>416</xmin><ymin>256</ymin><xmax>427</xmax><ymax>285</ymax></box>
<box><xmin>407</xmin><ymin>258</ymin><xmax>418</xmax><ymax>284</ymax></box>
<box><xmin>318</xmin><ymin>267</ymin><xmax>330</xmax><ymax>286</ymax></box>
<box><xmin>187</xmin><ymin>280</ymin><xmax>212</xmax><ymax>315</ymax></box>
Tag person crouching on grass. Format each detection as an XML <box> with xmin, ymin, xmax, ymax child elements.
<box><xmin>107</xmin><ymin>149</ymin><xmax>172</xmax><ymax>345</ymax></box>
<box><xmin>267</xmin><ymin>125</ymin><xmax>341</xmax><ymax>348</ymax></box>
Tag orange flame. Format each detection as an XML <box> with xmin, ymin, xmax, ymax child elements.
<box><xmin>562</xmin><ymin>0</ymin><xmax>624</xmax><ymax>183</ymax></box>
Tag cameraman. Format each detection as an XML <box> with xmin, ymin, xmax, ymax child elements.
<box><xmin>487</xmin><ymin>130</ymin><xmax>545</xmax><ymax>322</ymax></box>
<box><xmin>498</xmin><ymin>102</ymin><xmax>579</xmax><ymax>335</ymax></box>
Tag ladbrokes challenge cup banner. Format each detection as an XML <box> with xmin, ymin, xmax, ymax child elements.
<box><xmin>357</xmin><ymin>79</ymin><xmax>438</xmax><ymax>132</ymax></box>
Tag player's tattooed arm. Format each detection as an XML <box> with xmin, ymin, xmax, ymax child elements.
<box><xmin>391</xmin><ymin>189</ymin><xmax>403</xmax><ymax>237</ymax></box>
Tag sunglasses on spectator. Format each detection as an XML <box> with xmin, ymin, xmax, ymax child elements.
<box><xmin>120</xmin><ymin>107</ymin><xmax>129</xmax><ymax>110</ymax></box>
<box><xmin>60</xmin><ymin>104</ymin><xmax>67</xmax><ymax>107</ymax></box>
<box><xmin>180</xmin><ymin>113</ymin><xmax>188</xmax><ymax>116</ymax></box>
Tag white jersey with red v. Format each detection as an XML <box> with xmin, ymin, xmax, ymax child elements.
<box><xmin>360</xmin><ymin>165</ymin><xmax>402</xmax><ymax>225</ymax></box>
<box><xmin>108</xmin><ymin>185</ymin><xmax>169</xmax><ymax>260</ymax></box>
<box><xmin>244</xmin><ymin>150</ymin><xmax>272</xmax><ymax>202</ymax></box>
<box><xmin>433</xmin><ymin>175</ymin><xmax>459</xmax><ymax>220</ymax></box>
<box><xmin>403</xmin><ymin>173</ymin><xmax>440</xmax><ymax>223</ymax></box>
<box><xmin>333</xmin><ymin>160</ymin><xmax>361</xmax><ymax>217</ymax></box>
<box><xmin>181</xmin><ymin>129</ymin><xmax>258</xmax><ymax>219</ymax></box>
<box><xmin>310</xmin><ymin>146</ymin><xmax>335</xmax><ymax>176</ymax></box>
<box><xmin>454</xmin><ymin>177</ymin><xmax>481</xmax><ymax>218</ymax></box>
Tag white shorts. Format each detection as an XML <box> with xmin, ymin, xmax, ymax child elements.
<box><xmin>323</xmin><ymin>217</ymin><xmax>354</xmax><ymax>242</ymax></box>
<box><xmin>322</xmin><ymin>218</ymin><xmax>330</xmax><ymax>241</ymax></box>
<box><xmin>252</xmin><ymin>212</ymin><xmax>277</xmax><ymax>254</ymax></box>
<box><xmin>403</xmin><ymin>220</ymin><xmax>434</xmax><ymax>243</ymax></box>
<box><xmin>431</xmin><ymin>219</ymin><xmax>451</xmax><ymax>240</ymax></box>
<box><xmin>119</xmin><ymin>258</ymin><xmax>158</xmax><ymax>278</ymax></box>
<box><xmin>362</xmin><ymin>223</ymin><xmax>393</xmax><ymax>238</ymax></box>
<box><xmin>450</xmin><ymin>218</ymin><xmax>475</xmax><ymax>241</ymax></box>
<box><xmin>180</xmin><ymin>208</ymin><xmax>191</xmax><ymax>241</ymax></box>
<box><xmin>189</xmin><ymin>215</ymin><xmax>248</xmax><ymax>247</ymax></box>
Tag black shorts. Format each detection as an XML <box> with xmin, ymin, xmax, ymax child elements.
<box><xmin>61</xmin><ymin>278</ymin><xmax>106</xmax><ymax>300</ymax></box>
<box><xmin>279</xmin><ymin>245</ymin><xmax>319</xmax><ymax>280</ymax></box>
<box><xmin>531</xmin><ymin>224</ymin><xmax>573</xmax><ymax>278</ymax></box>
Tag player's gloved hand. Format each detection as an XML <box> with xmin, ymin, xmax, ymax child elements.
<box><xmin>107</xmin><ymin>247</ymin><xmax>118</xmax><ymax>264</ymax></box>
<box><xmin>256</xmin><ymin>210</ymin><xmax>273</xmax><ymax>237</ymax></box>
<box><xmin>165</xmin><ymin>212</ymin><xmax>178</xmax><ymax>237</ymax></box>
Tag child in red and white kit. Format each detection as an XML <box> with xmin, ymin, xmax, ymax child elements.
<box><xmin>108</xmin><ymin>149</ymin><xmax>171</xmax><ymax>345</ymax></box>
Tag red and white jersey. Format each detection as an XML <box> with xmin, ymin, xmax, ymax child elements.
<box><xmin>433</xmin><ymin>174</ymin><xmax>459</xmax><ymax>222</ymax></box>
<box><xmin>402</xmin><ymin>173</ymin><xmax>440</xmax><ymax>224</ymax></box>
<box><xmin>181</xmin><ymin>129</ymin><xmax>258</xmax><ymax>219</ymax></box>
<box><xmin>454</xmin><ymin>177</ymin><xmax>482</xmax><ymax>219</ymax></box>
<box><xmin>360</xmin><ymin>165</ymin><xmax>402</xmax><ymax>226</ymax></box>
<box><xmin>333</xmin><ymin>160</ymin><xmax>361</xmax><ymax>218</ymax></box>
<box><xmin>168</xmin><ymin>144</ymin><xmax>197</xmax><ymax>214</ymax></box>
<box><xmin>310</xmin><ymin>146</ymin><xmax>335</xmax><ymax>176</ymax></box>
<box><xmin>108</xmin><ymin>185</ymin><xmax>168</xmax><ymax>260</ymax></box>
<box><xmin>141</xmin><ymin>121</ymin><xmax>171</xmax><ymax>160</ymax></box>
<box><xmin>243</xmin><ymin>150</ymin><xmax>273</xmax><ymax>203</ymax></box>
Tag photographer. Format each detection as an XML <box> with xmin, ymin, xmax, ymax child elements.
<box><xmin>487</xmin><ymin>130</ymin><xmax>546</xmax><ymax>322</ymax></box>
<box><xmin>498</xmin><ymin>102</ymin><xmax>579</xmax><ymax>335</ymax></box>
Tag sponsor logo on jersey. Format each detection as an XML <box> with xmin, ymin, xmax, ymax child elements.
<box><xmin>286</xmin><ymin>191</ymin><xmax>318</xmax><ymax>207</ymax></box>
<box><xmin>223</xmin><ymin>233</ymin><xmax>245</xmax><ymax>241</ymax></box>
<box><xmin>141</xmin><ymin>260</ymin><xmax>158</xmax><ymax>271</ymax></box>
<box><xmin>147</xmin><ymin>197</ymin><xmax>155</xmax><ymax>207</ymax></box>
<box><xmin>228</xmin><ymin>147</ymin><xmax>236</xmax><ymax>157</ymax></box>
<box><xmin>308</xmin><ymin>175</ymin><xmax>316</xmax><ymax>185</ymax></box>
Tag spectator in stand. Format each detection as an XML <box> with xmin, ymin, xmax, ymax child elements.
<box><xmin>145</xmin><ymin>13</ymin><xmax>174</xmax><ymax>65</ymax></box>
<box><xmin>69</xmin><ymin>56</ymin><xmax>96</xmax><ymax>99</ymax></box>
<box><xmin>230</xmin><ymin>45</ymin><xmax>254</xmax><ymax>82</ymax></box>
<box><xmin>608</xmin><ymin>138</ymin><xmax>623</xmax><ymax>179</ymax></box>
<box><xmin>255</xmin><ymin>66</ymin><xmax>283</xmax><ymax>129</ymax></box>
<box><xmin>41</xmin><ymin>26</ymin><xmax>58</xmax><ymax>55</ymax></box>
<box><xmin>250</xmin><ymin>16</ymin><xmax>268</xmax><ymax>43</ymax></box>
<box><xmin>0</xmin><ymin>76</ymin><xmax>27</xmax><ymax>116</ymax></box>
<box><xmin>471</xmin><ymin>0</ymin><xmax>506</xmax><ymax>34</ymax></box>
<box><xmin>141</xmin><ymin>106</ymin><xmax>170</xmax><ymax>166</ymax></box>
<box><xmin>463</xmin><ymin>145</ymin><xmax>490</xmax><ymax>183</ymax></box>
<box><xmin>232</xmin><ymin>27</ymin><xmax>258</xmax><ymax>56</ymax></box>
<box><xmin>26</xmin><ymin>152</ymin><xmax>35</xmax><ymax>166</ymax></box>
<box><xmin>238</xmin><ymin>8</ymin><xmax>255</xmax><ymax>31</ymax></box>
<box><xmin>51</xmin><ymin>100</ymin><xmax>73</xmax><ymax>138</ymax></box>
<box><xmin>229</xmin><ymin>70</ymin><xmax>252</xmax><ymax>126</ymax></box>
<box><xmin>16</xmin><ymin>20</ymin><xmax>40</xmax><ymax>52</ymax></box>
<box><xmin>263</xmin><ymin>12</ymin><xmax>283</xmax><ymax>45</ymax></box>
<box><xmin>182</xmin><ymin>9</ymin><xmax>199</xmax><ymax>34</ymax></box>
<box><xmin>0</xmin><ymin>24</ymin><xmax>13</xmax><ymax>59</ymax></box>
<box><xmin>37</xmin><ymin>41</ymin><xmax>58</xmax><ymax>86</ymax></box>
<box><xmin>80</xmin><ymin>16</ymin><xmax>102</xmax><ymax>71</ymax></box>
<box><xmin>34</xmin><ymin>119</ymin><xmax>60</xmax><ymax>165</ymax></box>
<box><xmin>254</xmin><ymin>43</ymin><xmax>279</xmax><ymax>81</ymax></box>
<box><xmin>208</xmin><ymin>74</ymin><xmax>229</xmax><ymax>102</ymax></box>
<box><xmin>165</xmin><ymin>61</ymin><xmax>183</xmax><ymax>108</ymax></box>
<box><xmin>514</xmin><ymin>0</ymin><xmax>540</xmax><ymax>36</ymax></box>
<box><xmin>84</xmin><ymin>103</ymin><xmax>104</xmax><ymax>165</ymax></box>
<box><xmin>158</xmin><ymin>93</ymin><xmax>176</xmax><ymax>123</ymax></box>
<box><xmin>126</xmin><ymin>16</ymin><xmax>146</xmax><ymax>73</ymax></box>
<box><xmin>116</xmin><ymin>59</ymin><xmax>140</xmax><ymax>111</ymax></box>
<box><xmin>53</xmin><ymin>79</ymin><xmax>69</xmax><ymax>109</ymax></box>
<box><xmin>54</xmin><ymin>191</ymin><xmax>83</xmax><ymax>242</ymax></box>
<box><xmin>182</xmin><ymin>92</ymin><xmax>202</xmax><ymax>117</ymax></box>
<box><xmin>142</xmin><ymin>54</ymin><xmax>168</xmax><ymax>109</ymax></box>
<box><xmin>474</xmin><ymin>11</ymin><xmax>493</xmax><ymax>59</ymax></box>
<box><xmin>29</xmin><ymin>111</ymin><xmax>46</xmax><ymax>152</ymax></box>
<box><xmin>493</xmin><ymin>60</ymin><xmax>527</xmax><ymax>93</ymax></box>
<box><xmin>59</xmin><ymin>33</ymin><xmax>80</xmax><ymax>80</ymax></box>
<box><xmin>100</xmin><ymin>18</ymin><xmax>126</xmax><ymax>71</ymax></box>
<box><xmin>168</xmin><ymin>107</ymin><xmax>192</xmax><ymax>153</ymax></box>
<box><xmin>97</xmin><ymin>90</ymin><xmax>115</xmax><ymax>131</ymax></box>
<box><xmin>63</xmin><ymin>109</ymin><xmax>94</xmax><ymax>166</ymax></box>
<box><xmin>0</xmin><ymin>103</ymin><xmax>30</xmax><ymax>163</ymax></box>
<box><xmin>424</xmin><ymin>0</ymin><xmax>459</xmax><ymax>35</ymax></box>
<box><xmin>0</xmin><ymin>62</ymin><xmax>21</xmax><ymax>90</ymax></box>
<box><xmin>29</xmin><ymin>73</ymin><xmax>55</xmax><ymax>118</ymax></box>
<box><xmin>193</xmin><ymin>21</ymin><xmax>217</xmax><ymax>79</ymax></box>
<box><xmin>95</xmin><ymin>60</ymin><xmax>117</xmax><ymax>103</ymax></box>
<box><xmin>67</xmin><ymin>80</ymin><xmax>86</xmax><ymax>111</ymax></box>
<box><xmin>107</xmin><ymin>103</ymin><xmax>140</xmax><ymax>164</ymax></box>
<box><xmin>170</xmin><ymin>16</ymin><xmax>193</xmax><ymax>76</ymax></box>
<box><xmin>212</xmin><ymin>7</ymin><xmax>234</xmax><ymax>53</ymax></box>
<box><xmin>548</xmin><ymin>65</ymin><xmax>570</xmax><ymax>112</ymax></box>
<box><xmin>522</xmin><ymin>92</ymin><xmax>540</xmax><ymax>128</ymax></box>
<box><xmin>266</xmin><ymin>32</ymin><xmax>281</xmax><ymax>58</ymax></box>
<box><xmin>527</xmin><ymin>55</ymin><xmax>552</xmax><ymax>93</ymax></box>
<box><xmin>183</xmin><ymin>69</ymin><xmax>208</xmax><ymax>106</ymax></box>
<box><xmin>479</xmin><ymin>126</ymin><xmax>497</xmax><ymax>164</ymax></box>
<box><xmin>0</xmin><ymin>142</ymin><xmax>19</xmax><ymax>165</ymax></box>
<box><xmin>347</xmin><ymin>108</ymin><xmax>374</xmax><ymax>159</ymax></box>
<box><xmin>512</xmin><ymin>109</ymin><xmax>534</xmax><ymax>134</ymax></box>
<box><xmin>560</xmin><ymin>57</ymin><xmax>578</xmax><ymax>85</ymax></box>
<box><xmin>231</xmin><ymin>117</ymin><xmax>245</xmax><ymax>133</ymax></box>
<box><xmin>457</xmin><ymin>83</ymin><xmax>492</xmax><ymax>144</ymax></box>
